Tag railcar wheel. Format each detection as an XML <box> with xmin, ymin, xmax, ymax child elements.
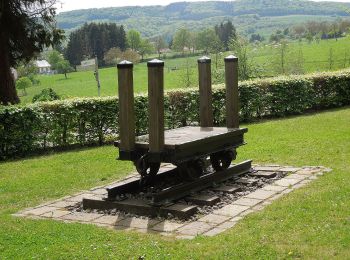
<box><xmin>178</xmin><ymin>159</ymin><xmax>204</xmax><ymax>182</ymax></box>
<box><xmin>135</xmin><ymin>154</ymin><xmax>160</xmax><ymax>185</ymax></box>
<box><xmin>210</xmin><ymin>149</ymin><xmax>236</xmax><ymax>172</ymax></box>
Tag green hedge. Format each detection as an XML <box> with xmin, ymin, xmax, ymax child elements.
<box><xmin>1</xmin><ymin>70</ymin><xmax>350</xmax><ymax>160</ymax></box>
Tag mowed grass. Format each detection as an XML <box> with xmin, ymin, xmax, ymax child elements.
<box><xmin>19</xmin><ymin>37</ymin><xmax>350</xmax><ymax>104</ymax></box>
<box><xmin>252</xmin><ymin>36</ymin><xmax>350</xmax><ymax>75</ymax></box>
<box><xmin>19</xmin><ymin>56</ymin><xmax>200</xmax><ymax>104</ymax></box>
<box><xmin>0</xmin><ymin>108</ymin><xmax>349</xmax><ymax>259</ymax></box>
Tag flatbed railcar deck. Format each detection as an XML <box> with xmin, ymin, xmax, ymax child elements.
<box><xmin>116</xmin><ymin>126</ymin><xmax>247</xmax><ymax>164</ymax></box>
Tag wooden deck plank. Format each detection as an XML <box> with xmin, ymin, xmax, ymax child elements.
<box><xmin>134</xmin><ymin>126</ymin><xmax>246</xmax><ymax>148</ymax></box>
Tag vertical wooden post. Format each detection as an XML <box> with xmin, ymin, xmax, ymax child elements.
<box><xmin>148</xmin><ymin>59</ymin><xmax>164</xmax><ymax>153</ymax></box>
<box><xmin>198</xmin><ymin>56</ymin><xmax>213</xmax><ymax>127</ymax></box>
<box><xmin>94</xmin><ymin>56</ymin><xmax>101</xmax><ymax>97</ymax></box>
<box><xmin>225</xmin><ymin>55</ymin><xmax>239</xmax><ymax>129</ymax></box>
<box><xmin>117</xmin><ymin>60</ymin><xmax>135</xmax><ymax>151</ymax></box>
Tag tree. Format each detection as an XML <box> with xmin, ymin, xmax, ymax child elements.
<box><xmin>288</xmin><ymin>45</ymin><xmax>305</xmax><ymax>75</ymax></box>
<box><xmin>173</xmin><ymin>28</ymin><xmax>191</xmax><ymax>56</ymax></box>
<box><xmin>103</xmin><ymin>47</ymin><xmax>123</xmax><ymax>65</ymax></box>
<box><xmin>139</xmin><ymin>39</ymin><xmax>154</xmax><ymax>61</ymax></box>
<box><xmin>154</xmin><ymin>36</ymin><xmax>166</xmax><ymax>59</ymax></box>
<box><xmin>229</xmin><ymin>37</ymin><xmax>256</xmax><ymax>80</ymax></box>
<box><xmin>16</xmin><ymin>60</ymin><xmax>40</xmax><ymax>85</ymax></box>
<box><xmin>249</xmin><ymin>33</ymin><xmax>265</xmax><ymax>43</ymax></box>
<box><xmin>215</xmin><ymin>21</ymin><xmax>237</xmax><ymax>50</ymax></box>
<box><xmin>196</xmin><ymin>29</ymin><xmax>221</xmax><ymax>54</ymax></box>
<box><xmin>46</xmin><ymin>50</ymin><xmax>72</xmax><ymax>78</ymax></box>
<box><xmin>328</xmin><ymin>48</ymin><xmax>334</xmax><ymax>70</ymax></box>
<box><xmin>65</xmin><ymin>23</ymin><xmax>127</xmax><ymax>67</ymax></box>
<box><xmin>121</xmin><ymin>49</ymin><xmax>141</xmax><ymax>64</ymax></box>
<box><xmin>127</xmin><ymin>29</ymin><xmax>142</xmax><ymax>51</ymax></box>
<box><xmin>273</xmin><ymin>40</ymin><xmax>289</xmax><ymax>74</ymax></box>
<box><xmin>103</xmin><ymin>47</ymin><xmax>140</xmax><ymax>65</ymax></box>
<box><xmin>16</xmin><ymin>77</ymin><xmax>32</xmax><ymax>96</ymax></box>
<box><xmin>180</xmin><ymin>57</ymin><xmax>196</xmax><ymax>88</ymax></box>
<box><xmin>47</xmin><ymin>50</ymin><xmax>62</xmax><ymax>70</ymax></box>
<box><xmin>56</xmin><ymin>60</ymin><xmax>72</xmax><ymax>79</ymax></box>
<box><xmin>0</xmin><ymin>0</ymin><xmax>64</xmax><ymax>105</ymax></box>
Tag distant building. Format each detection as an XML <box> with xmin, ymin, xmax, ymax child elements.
<box><xmin>35</xmin><ymin>60</ymin><xmax>51</xmax><ymax>74</ymax></box>
<box><xmin>77</xmin><ymin>58</ymin><xmax>95</xmax><ymax>72</ymax></box>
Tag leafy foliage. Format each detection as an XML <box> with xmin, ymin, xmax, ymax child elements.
<box><xmin>1</xmin><ymin>69</ymin><xmax>350</xmax><ymax>160</ymax></box>
<box><xmin>16</xmin><ymin>61</ymin><xmax>40</xmax><ymax>85</ymax></box>
<box><xmin>16</xmin><ymin>77</ymin><xmax>32</xmax><ymax>96</ymax></box>
<box><xmin>215</xmin><ymin>21</ymin><xmax>237</xmax><ymax>50</ymax></box>
<box><xmin>127</xmin><ymin>29</ymin><xmax>142</xmax><ymax>51</ymax></box>
<box><xmin>103</xmin><ymin>48</ymin><xmax>140</xmax><ymax>65</ymax></box>
<box><xmin>65</xmin><ymin>23</ymin><xmax>127</xmax><ymax>66</ymax></box>
<box><xmin>173</xmin><ymin>28</ymin><xmax>192</xmax><ymax>55</ymax></box>
<box><xmin>46</xmin><ymin>50</ymin><xmax>72</xmax><ymax>78</ymax></box>
<box><xmin>0</xmin><ymin>0</ymin><xmax>64</xmax><ymax>104</ymax></box>
<box><xmin>32</xmin><ymin>88</ymin><xmax>61</xmax><ymax>103</ymax></box>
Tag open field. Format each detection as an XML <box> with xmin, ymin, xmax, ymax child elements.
<box><xmin>252</xmin><ymin>36</ymin><xmax>350</xmax><ymax>75</ymax></box>
<box><xmin>0</xmin><ymin>107</ymin><xmax>349</xmax><ymax>258</ymax></box>
<box><xmin>19</xmin><ymin>36</ymin><xmax>350</xmax><ymax>104</ymax></box>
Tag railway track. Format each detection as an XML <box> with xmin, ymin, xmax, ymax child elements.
<box><xmin>81</xmin><ymin>161</ymin><xmax>286</xmax><ymax>220</ymax></box>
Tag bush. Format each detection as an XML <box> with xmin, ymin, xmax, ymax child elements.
<box><xmin>1</xmin><ymin>69</ymin><xmax>349</xmax><ymax>160</ymax></box>
<box><xmin>32</xmin><ymin>88</ymin><xmax>61</xmax><ymax>103</ymax></box>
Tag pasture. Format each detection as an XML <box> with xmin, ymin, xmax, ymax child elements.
<box><xmin>19</xmin><ymin>36</ymin><xmax>350</xmax><ymax>104</ymax></box>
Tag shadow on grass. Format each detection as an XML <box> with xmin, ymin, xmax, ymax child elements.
<box><xmin>0</xmin><ymin>142</ymin><xmax>114</xmax><ymax>164</ymax></box>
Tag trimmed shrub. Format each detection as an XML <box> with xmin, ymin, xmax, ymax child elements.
<box><xmin>0</xmin><ymin>69</ymin><xmax>349</xmax><ymax>160</ymax></box>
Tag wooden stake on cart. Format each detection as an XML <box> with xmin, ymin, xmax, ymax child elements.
<box><xmin>198</xmin><ymin>56</ymin><xmax>213</xmax><ymax>127</ymax></box>
<box><xmin>147</xmin><ymin>59</ymin><xmax>165</xmax><ymax>154</ymax></box>
<box><xmin>224</xmin><ymin>55</ymin><xmax>239</xmax><ymax>128</ymax></box>
<box><xmin>117</xmin><ymin>60</ymin><xmax>135</xmax><ymax>152</ymax></box>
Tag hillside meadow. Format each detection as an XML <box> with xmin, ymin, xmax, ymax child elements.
<box><xmin>19</xmin><ymin>36</ymin><xmax>350</xmax><ymax>104</ymax></box>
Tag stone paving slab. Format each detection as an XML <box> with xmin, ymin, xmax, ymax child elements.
<box><xmin>152</xmin><ymin>220</ymin><xmax>185</xmax><ymax>232</ymax></box>
<box><xmin>233</xmin><ymin>197</ymin><xmax>262</xmax><ymax>207</ymax></box>
<box><xmin>13</xmin><ymin>165</ymin><xmax>330</xmax><ymax>239</ymax></box>
<box><xmin>198</xmin><ymin>214</ymin><xmax>231</xmax><ymax>224</ymax></box>
<box><xmin>213</xmin><ymin>204</ymin><xmax>250</xmax><ymax>217</ymax></box>
<box><xmin>116</xmin><ymin>217</ymin><xmax>160</xmax><ymax>229</ymax></box>
<box><xmin>245</xmin><ymin>189</ymin><xmax>276</xmax><ymax>200</ymax></box>
<box><xmin>41</xmin><ymin>209</ymin><xmax>70</xmax><ymax>218</ymax></box>
<box><xmin>177</xmin><ymin>221</ymin><xmax>214</xmax><ymax>236</ymax></box>
<box><xmin>62</xmin><ymin>212</ymin><xmax>102</xmax><ymax>222</ymax></box>
<box><xmin>274</xmin><ymin>178</ymin><xmax>301</xmax><ymax>187</ymax></box>
<box><xmin>262</xmin><ymin>184</ymin><xmax>287</xmax><ymax>192</ymax></box>
<box><xmin>93</xmin><ymin>215</ymin><xmax>124</xmax><ymax>225</ymax></box>
<box><xmin>23</xmin><ymin>206</ymin><xmax>58</xmax><ymax>216</ymax></box>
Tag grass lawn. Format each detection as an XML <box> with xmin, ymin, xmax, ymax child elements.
<box><xmin>19</xmin><ymin>37</ymin><xmax>350</xmax><ymax>104</ymax></box>
<box><xmin>251</xmin><ymin>36</ymin><xmax>350</xmax><ymax>76</ymax></box>
<box><xmin>0</xmin><ymin>108</ymin><xmax>349</xmax><ymax>259</ymax></box>
<box><xmin>19</xmin><ymin>56</ymin><xmax>200</xmax><ymax>104</ymax></box>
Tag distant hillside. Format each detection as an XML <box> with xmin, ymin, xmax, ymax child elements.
<box><xmin>57</xmin><ymin>0</ymin><xmax>350</xmax><ymax>38</ymax></box>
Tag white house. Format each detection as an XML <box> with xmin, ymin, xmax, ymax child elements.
<box><xmin>35</xmin><ymin>60</ymin><xmax>51</xmax><ymax>74</ymax></box>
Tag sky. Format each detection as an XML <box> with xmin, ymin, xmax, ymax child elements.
<box><xmin>55</xmin><ymin>0</ymin><xmax>350</xmax><ymax>13</ymax></box>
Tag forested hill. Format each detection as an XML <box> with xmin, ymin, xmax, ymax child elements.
<box><xmin>57</xmin><ymin>0</ymin><xmax>350</xmax><ymax>37</ymax></box>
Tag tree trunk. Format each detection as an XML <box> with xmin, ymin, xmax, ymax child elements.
<box><xmin>0</xmin><ymin>44</ymin><xmax>19</xmax><ymax>105</ymax></box>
